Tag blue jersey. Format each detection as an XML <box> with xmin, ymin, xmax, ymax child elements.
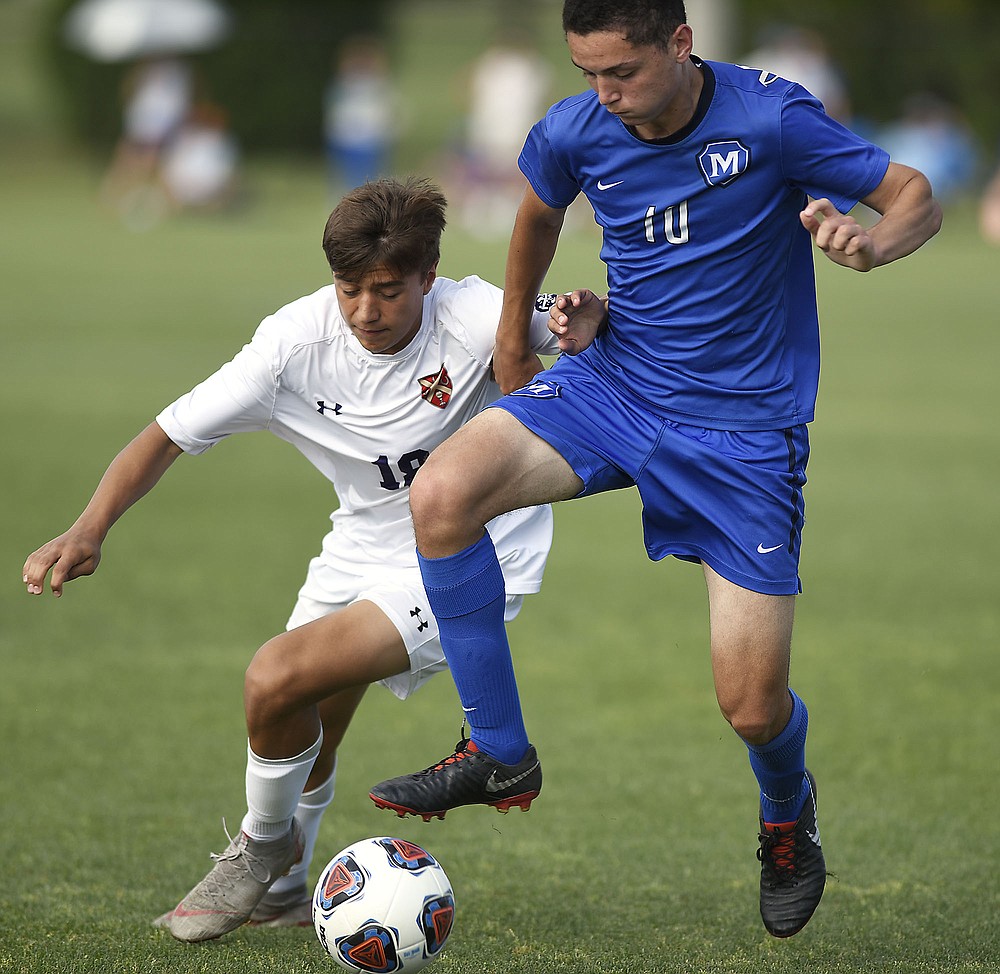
<box><xmin>518</xmin><ymin>59</ymin><xmax>890</xmax><ymax>430</ymax></box>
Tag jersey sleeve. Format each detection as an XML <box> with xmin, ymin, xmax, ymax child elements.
<box><xmin>432</xmin><ymin>276</ymin><xmax>503</xmax><ymax>364</ymax></box>
<box><xmin>527</xmin><ymin>294</ymin><xmax>563</xmax><ymax>356</ymax></box>
<box><xmin>155</xmin><ymin>320</ymin><xmax>282</xmax><ymax>454</ymax></box>
<box><xmin>779</xmin><ymin>86</ymin><xmax>890</xmax><ymax>212</ymax></box>
<box><xmin>518</xmin><ymin>113</ymin><xmax>582</xmax><ymax>209</ymax></box>
<box><xmin>435</xmin><ymin>276</ymin><xmax>562</xmax><ymax>359</ymax></box>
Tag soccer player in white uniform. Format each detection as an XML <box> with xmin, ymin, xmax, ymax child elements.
<box><xmin>22</xmin><ymin>177</ymin><xmax>604</xmax><ymax>943</ymax></box>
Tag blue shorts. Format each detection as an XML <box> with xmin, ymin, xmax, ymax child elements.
<box><xmin>492</xmin><ymin>354</ymin><xmax>809</xmax><ymax>596</ymax></box>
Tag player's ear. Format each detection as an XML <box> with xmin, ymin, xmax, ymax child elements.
<box><xmin>422</xmin><ymin>262</ymin><xmax>438</xmax><ymax>293</ymax></box>
<box><xmin>673</xmin><ymin>23</ymin><xmax>694</xmax><ymax>61</ymax></box>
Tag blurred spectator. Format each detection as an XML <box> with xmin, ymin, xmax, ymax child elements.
<box><xmin>100</xmin><ymin>58</ymin><xmax>240</xmax><ymax>229</ymax></box>
<box><xmin>979</xmin><ymin>155</ymin><xmax>1000</xmax><ymax>245</ymax></box>
<box><xmin>100</xmin><ymin>56</ymin><xmax>194</xmax><ymax>221</ymax></box>
<box><xmin>879</xmin><ymin>92</ymin><xmax>979</xmax><ymax>203</ymax></box>
<box><xmin>323</xmin><ymin>36</ymin><xmax>397</xmax><ymax>195</ymax></box>
<box><xmin>160</xmin><ymin>99</ymin><xmax>240</xmax><ymax>212</ymax></box>
<box><xmin>742</xmin><ymin>24</ymin><xmax>850</xmax><ymax>122</ymax></box>
<box><xmin>458</xmin><ymin>29</ymin><xmax>553</xmax><ymax>238</ymax></box>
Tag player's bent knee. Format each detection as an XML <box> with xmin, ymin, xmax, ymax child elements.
<box><xmin>407</xmin><ymin>462</ymin><xmax>444</xmax><ymax>528</ymax></box>
<box><xmin>409</xmin><ymin>455</ymin><xmax>481</xmax><ymax>544</ymax></box>
<box><xmin>244</xmin><ymin>644</ymin><xmax>297</xmax><ymax>729</ymax></box>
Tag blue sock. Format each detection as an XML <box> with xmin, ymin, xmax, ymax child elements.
<box><xmin>417</xmin><ymin>532</ymin><xmax>529</xmax><ymax>765</ymax></box>
<box><xmin>746</xmin><ymin>690</ymin><xmax>810</xmax><ymax>824</ymax></box>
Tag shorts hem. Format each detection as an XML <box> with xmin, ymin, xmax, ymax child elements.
<box><xmin>650</xmin><ymin>545</ymin><xmax>802</xmax><ymax>596</ymax></box>
<box><xmin>488</xmin><ymin>399</ymin><xmax>595</xmax><ymax>492</ymax></box>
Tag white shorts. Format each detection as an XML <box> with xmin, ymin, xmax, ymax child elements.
<box><xmin>285</xmin><ymin>563</ymin><xmax>524</xmax><ymax>701</ymax></box>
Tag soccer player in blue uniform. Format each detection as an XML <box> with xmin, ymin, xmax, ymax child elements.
<box><xmin>370</xmin><ymin>0</ymin><xmax>943</xmax><ymax>937</ymax></box>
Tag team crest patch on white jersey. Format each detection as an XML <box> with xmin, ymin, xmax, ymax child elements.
<box><xmin>510</xmin><ymin>378</ymin><xmax>562</xmax><ymax>399</ymax></box>
<box><xmin>418</xmin><ymin>365</ymin><xmax>453</xmax><ymax>408</ymax></box>
<box><xmin>534</xmin><ymin>293</ymin><xmax>559</xmax><ymax>312</ymax></box>
<box><xmin>698</xmin><ymin>140</ymin><xmax>751</xmax><ymax>187</ymax></box>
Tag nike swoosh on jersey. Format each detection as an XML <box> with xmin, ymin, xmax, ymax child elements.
<box><xmin>757</xmin><ymin>543</ymin><xmax>784</xmax><ymax>554</ymax></box>
<box><xmin>597</xmin><ymin>179</ymin><xmax>624</xmax><ymax>190</ymax></box>
<box><xmin>484</xmin><ymin>761</ymin><xmax>540</xmax><ymax>793</ymax></box>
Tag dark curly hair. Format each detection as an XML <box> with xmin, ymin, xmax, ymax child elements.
<box><xmin>562</xmin><ymin>0</ymin><xmax>687</xmax><ymax>51</ymax></box>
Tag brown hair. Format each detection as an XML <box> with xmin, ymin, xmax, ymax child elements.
<box><xmin>322</xmin><ymin>177</ymin><xmax>447</xmax><ymax>280</ymax></box>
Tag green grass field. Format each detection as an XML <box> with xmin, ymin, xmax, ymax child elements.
<box><xmin>2</xmin><ymin>47</ymin><xmax>999</xmax><ymax>974</ymax></box>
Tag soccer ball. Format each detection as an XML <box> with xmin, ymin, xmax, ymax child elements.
<box><xmin>312</xmin><ymin>836</ymin><xmax>455</xmax><ymax>973</ymax></box>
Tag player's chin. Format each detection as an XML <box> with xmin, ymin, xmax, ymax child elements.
<box><xmin>355</xmin><ymin>333</ymin><xmax>391</xmax><ymax>352</ymax></box>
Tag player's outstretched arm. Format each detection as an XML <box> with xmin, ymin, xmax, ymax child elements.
<box><xmin>549</xmin><ymin>289</ymin><xmax>608</xmax><ymax>355</ymax></box>
<box><xmin>495</xmin><ymin>183</ymin><xmax>567</xmax><ymax>394</ymax></box>
<box><xmin>23</xmin><ymin>422</ymin><xmax>183</xmax><ymax>597</ymax></box>
<box><xmin>801</xmin><ymin>162</ymin><xmax>942</xmax><ymax>272</ymax></box>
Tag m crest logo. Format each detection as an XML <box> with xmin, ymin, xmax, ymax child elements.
<box><xmin>697</xmin><ymin>140</ymin><xmax>751</xmax><ymax>187</ymax></box>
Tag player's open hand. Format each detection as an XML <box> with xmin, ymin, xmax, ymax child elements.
<box><xmin>23</xmin><ymin>531</ymin><xmax>103</xmax><ymax>597</ymax></box>
<box><xmin>549</xmin><ymin>290</ymin><xmax>607</xmax><ymax>354</ymax></box>
<box><xmin>800</xmin><ymin>198</ymin><xmax>876</xmax><ymax>271</ymax></box>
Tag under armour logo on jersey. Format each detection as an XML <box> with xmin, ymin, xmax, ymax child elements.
<box><xmin>418</xmin><ymin>365</ymin><xmax>453</xmax><ymax>408</ymax></box>
<box><xmin>510</xmin><ymin>378</ymin><xmax>562</xmax><ymax>399</ymax></box>
<box><xmin>410</xmin><ymin>606</ymin><xmax>428</xmax><ymax>632</ymax></box>
<box><xmin>698</xmin><ymin>139</ymin><xmax>751</xmax><ymax>187</ymax></box>
<box><xmin>316</xmin><ymin>400</ymin><xmax>343</xmax><ymax>416</ymax></box>
<box><xmin>534</xmin><ymin>293</ymin><xmax>559</xmax><ymax>312</ymax></box>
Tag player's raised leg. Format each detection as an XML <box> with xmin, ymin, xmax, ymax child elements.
<box><xmin>704</xmin><ymin>565</ymin><xmax>825</xmax><ymax>937</ymax></box>
<box><xmin>370</xmin><ymin>409</ymin><xmax>580</xmax><ymax>818</ymax></box>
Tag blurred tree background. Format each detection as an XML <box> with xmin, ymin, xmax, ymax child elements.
<box><xmin>1</xmin><ymin>0</ymin><xmax>997</xmax><ymax>196</ymax></box>
<box><xmin>737</xmin><ymin>0</ymin><xmax>1000</xmax><ymax>154</ymax></box>
<box><xmin>21</xmin><ymin>0</ymin><xmax>1000</xmax><ymax>161</ymax></box>
<box><xmin>42</xmin><ymin>0</ymin><xmax>393</xmax><ymax>153</ymax></box>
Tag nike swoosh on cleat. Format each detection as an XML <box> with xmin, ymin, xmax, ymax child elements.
<box><xmin>485</xmin><ymin>761</ymin><xmax>540</xmax><ymax>793</ymax></box>
<box><xmin>171</xmin><ymin>904</ymin><xmax>241</xmax><ymax>919</ymax></box>
<box><xmin>757</xmin><ymin>543</ymin><xmax>784</xmax><ymax>553</ymax></box>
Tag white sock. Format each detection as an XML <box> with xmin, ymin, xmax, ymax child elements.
<box><xmin>268</xmin><ymin>762</ymin><xmax>337</xmax><ymax>895</ymax></box>
<box><xmin>241</xmin><ymin>732</ymin><xmax>322</xmax><ymax>841</ymax></box>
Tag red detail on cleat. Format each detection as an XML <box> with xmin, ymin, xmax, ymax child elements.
<box><xmin>369</xmin><ymin>790</ymin><xmax>538</xmax><ymax>819</ymax></box>
<box><xmin>490</xmin><ymin>791</ymin><xmax>538</xmax><ymax>813</ymax></box>
<box><xmin>369</xmin><ymin>793</ymin><xmax>449</xmax><ymax>821</ymax></box>
<box><xmin>760</xmin><ymin>822</ymin><xmax>798</xmax><ymax>874</ymax></box>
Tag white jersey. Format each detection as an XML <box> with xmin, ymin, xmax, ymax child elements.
<box><xmin>156</xmin><ymin>275</ymin><xmax>561</xmax><ymax>602</ymax></box>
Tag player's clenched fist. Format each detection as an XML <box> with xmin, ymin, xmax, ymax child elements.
<box><xmin>800</xmin><ymin>198</ymin><xmax>876</xmax><ymax>271</ymax></box>
<box><xmin>548</xmin><ymin>289</ymin><xmax>608</xmax><ymax>354</ymax></box>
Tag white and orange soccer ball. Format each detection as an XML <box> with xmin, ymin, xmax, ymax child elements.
<box><xmin>312</xmin><ymin>837</ymin><xmax>455</xmax><ymax>973</ymax></box>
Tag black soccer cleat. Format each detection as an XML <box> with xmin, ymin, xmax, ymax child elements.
<box><xmin>757</xmin><ymin>769</ymin><xmax>826</xmax><ymax>938</ymax></box>
<box><xmin>370</xmin><ymin>738</ymin><xmax>542</xmax><ymax>821</ymax></box>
